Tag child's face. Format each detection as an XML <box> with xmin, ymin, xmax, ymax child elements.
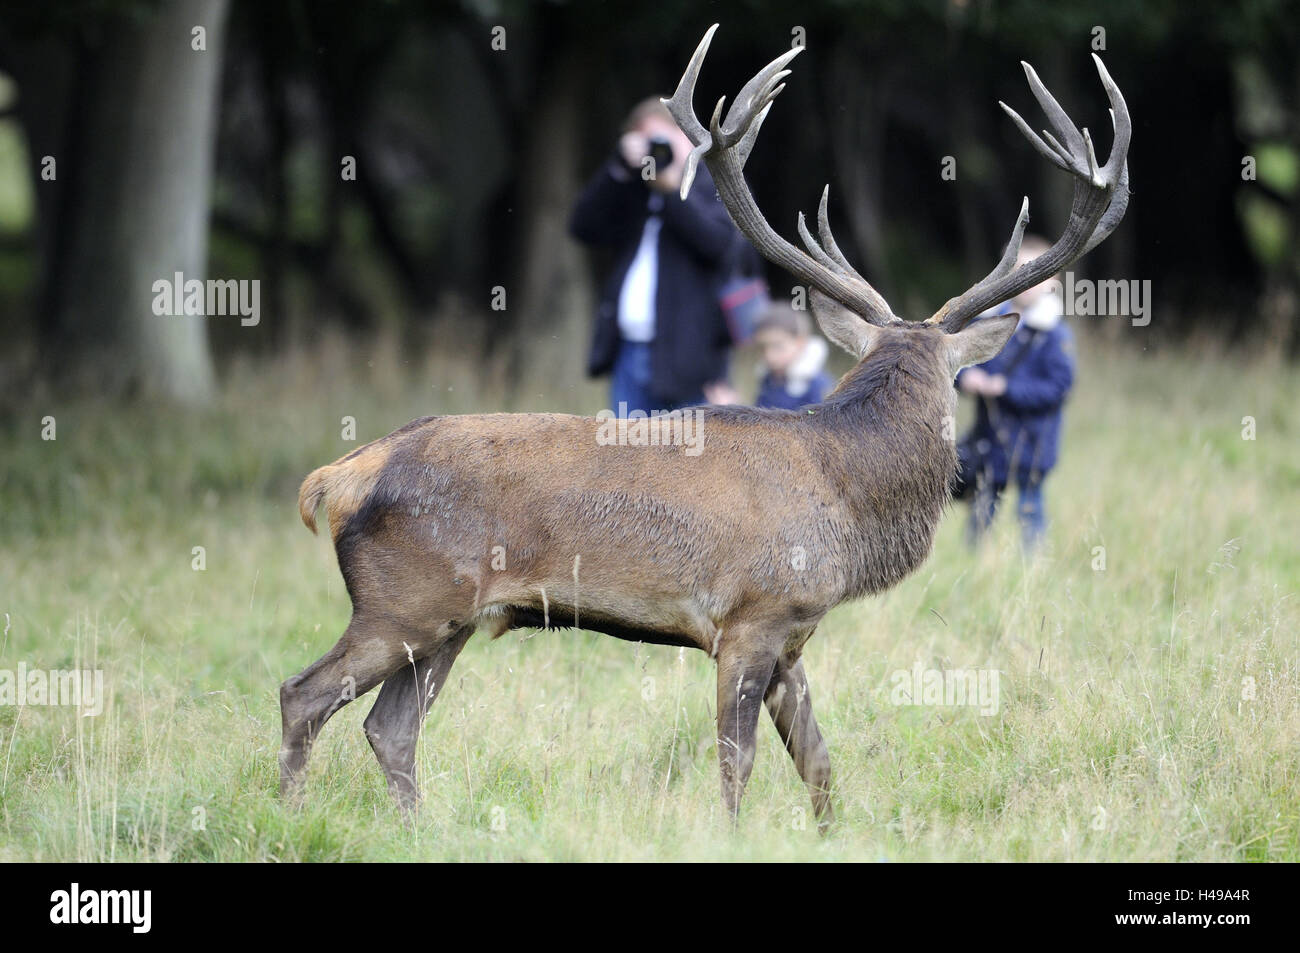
<box><xmin>1012</xmin><ymin>247</ymin><xmax>1055</xmax><ymax>309</ymax></box>
<box><xmin>757</xmin><ymin>328</ymin><xmax>805</xmax><ymax>375</ymax></box>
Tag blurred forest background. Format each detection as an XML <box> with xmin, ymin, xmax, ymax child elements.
<box><xmin>0</xmin><ymin>0</ymin><xmax>1296</xmax><ymax>404</ymax></box>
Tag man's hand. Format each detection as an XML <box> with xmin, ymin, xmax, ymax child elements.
<box><xmin>959</xmin><ymin>368</ymin><xmax>988</xmax><ymax>394</ymax></box>
<box><xmin>648</xmin><ymin>142</ymin><xmax>684</xmax><ymax>194</ymax></box>
<box><xmin>959</xmin><ymin>367</ymin><xmax>1007</xmax><ymax>397</ymax></box>
<box><xmin>618</xmin><ymin>131</ymin><xmax>649</xmax><ymax>172</ymax></box>
<box><xmin>704</xmin><ymin>381</ymin><xmax>741</xmax><ymax>405</ymax></box>
<box><xmin>619</xmin><ymin>132</ymin><xmax>685</xmax><ymax>193</ymax></box>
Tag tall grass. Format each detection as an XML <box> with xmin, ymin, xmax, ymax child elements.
<box><xmin>0</xmin><ymin>328</ymin><xmax>1296</xmax><ymax>861</ymax></box>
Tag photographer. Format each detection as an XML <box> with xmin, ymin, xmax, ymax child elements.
<box><xmin>569</xmin><ymin>97</ymin><xmax>742</xmax><ymax>414</ymax></box>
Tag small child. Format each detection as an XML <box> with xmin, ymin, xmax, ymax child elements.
<box><xmin>752</xmin><ymin>304</ymin><xmax>835</xmax><ymax>410</ymax></box>
<box><xmin>956</xmin><ymin>236</ymin><xmax>1075</xmax><ymax>550</ymax></box>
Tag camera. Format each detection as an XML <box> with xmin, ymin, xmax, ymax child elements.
<box><xmin>647</xmin><ymin>135</ymin><xmax>674</xmax><ymax>171</ymax></box>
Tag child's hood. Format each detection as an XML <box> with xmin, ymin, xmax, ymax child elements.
<box><xmin>1021</xmin><ymin>291</ymin><xmax>1064</xmax><ymax>331</ymax></box>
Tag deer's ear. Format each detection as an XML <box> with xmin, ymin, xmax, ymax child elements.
<box><xmin>946</xmin><ymin>313</ymin><xmax>1019</xmax><ymax>373</ymax></box>
<box><xmin>809</xmin><ymin>289</ymin><xmax>880</xmax><ymax>359</ymax></box>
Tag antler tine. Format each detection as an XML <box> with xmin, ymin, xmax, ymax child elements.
<box><xmin>1083</xmin><ymin>128</ymin><xmax>1102</xmax><ymax>186</ymax></box>
<box><xmin>663</xmin><ymin>22</ymin><xmax>717</xmax><ymax>147</ymax></box>
<box><xmin>663</xmin><ymin>25</ymin><xmax>900</xmax><ymax>327</ymax></box>
<box><xmin>991</xmin><ymin>195</ymin><xmax>1032</xmax><ymax>278</ymax></box>
<box><xmin>1092</xmin><ymin>53</ymin><xmax>1131</xmax><ymax>176</ymax></box>
<box><xmin>930</xmin><ymin>55</ymin><xmax>1132</xmax><ymax>331</ymax></box>
<box><xmin>999</xmin><ymin>101</ymin><xmax>1073</xmax><ymax>174</ymax></box>
<box><xmin>733</xmin><ymin>101</ymin><xmax>774</xmax><ymax>169</ymax></box>
<box><xmin>717</xmin><ymin>46</ymin><xmax>801</xmax><ymax>146</ymax></box>
<box><xmin>1039</xmin><ymin>127</ymin><xmax>1074</xmax><ymax>167</ymax></box>
<box><xmin>816</xmin><ymin>186</ymin><xmax>867</xmax><ymax>280</ymax></box>
<box><xmin>796</xmin><ymin>193</ymin><xmax>896</xmax><ymax>322</ymax></box>
<box><xmin>663</xmin><ymin>24</ymin><xmax>719</xmax><ymax>200</ymax></box>
<box><xmin>930</xmin><ymin>197</ymin><xmax>1029</xmax><ymax>325</ymax></box>
<box><xmin>1077</xmin><ymin>95</ymin><xmax>1130</xmax><ymax>255</ymax></box>
<box><xmin>1020</xmin><ymin>61</ymin><xmax>1085</xmax><ymax>156</ymax></box>
<box><xmin>797</xmin><ymin>212</ymin><xmax>845</xmax><ymax>274</ymax></box>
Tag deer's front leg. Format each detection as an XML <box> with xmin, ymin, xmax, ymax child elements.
<box><xmin>714</xmin><ymin>636</ymin><xmax>781</xmax><ymax>821</ymax></box>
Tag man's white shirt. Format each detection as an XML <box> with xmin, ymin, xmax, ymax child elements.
<box><xmin>618</xmin><ymin>195</ymin><xmax>665</xmax><ymax>342</ymax></box>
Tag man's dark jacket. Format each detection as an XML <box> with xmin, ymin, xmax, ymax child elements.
<box><xmin>569</xmin><ymin>159</ymin><xmax>738</xmax><ymax>404</ymax></box>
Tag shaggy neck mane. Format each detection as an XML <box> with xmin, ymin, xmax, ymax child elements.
<box><xmin>820</xmin><ymin>335</ymin><xmax>947</xmax><ymax>427</ymax></box>
<box><xmin>813</xmin><ymin>336</ymin><xmax>953</xmax><ymax>482</ymax></box>
<box><xmin>806</xmin><ymin>334</ymin><xmax>956</xmax><ymax>597</ymax></box>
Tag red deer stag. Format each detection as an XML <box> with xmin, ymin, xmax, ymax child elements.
<box><xmin>282</xmin><ymin>24</ymin><xmax>1130</xmax><ymax>825</ymax></box>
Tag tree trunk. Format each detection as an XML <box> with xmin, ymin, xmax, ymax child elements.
<box><xmin>35</xmin><ymin>0</ymin><xmax>228</xmax><ymax>403</ymax></box>
<box><xmin>506</xmin><ymin>24</ymin><xmax>596</xmax><ymax>395</ymax></box>
<box><xmin>824</xmin><ymin>40</ymin><xmax>893</xmax><ymax>297</ymax></box>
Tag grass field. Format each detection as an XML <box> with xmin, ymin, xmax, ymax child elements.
<box><xmin>1</xmin><ymin>330</ymin><xmax>1297</xmax><ymax>862</ymax></box>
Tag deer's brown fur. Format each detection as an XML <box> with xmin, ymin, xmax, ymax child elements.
<box><xmin>280</xmin><ymin>321</ymin><xmax>1008</xmax><ymax>822</ymax></box>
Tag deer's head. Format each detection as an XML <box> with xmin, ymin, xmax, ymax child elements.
<box><xmin>664</xmin><ymin>24</ymin><xmax>1130</xmax><ymax>410</ymax></box>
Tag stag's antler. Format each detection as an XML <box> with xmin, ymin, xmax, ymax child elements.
<box><xmin>663</xmin><ymin>23</ymin><xmax>901</xmax><ymax>327</ymax></box>
<box><xmin>665</xmin><ymin>26</ymin><xmax>1131</xmax><ymax>334</ymax></box>
<box><xmin>926</xmin><ymin>55</ymin><xmax>1131</xmax><ymax>331</ymax></box>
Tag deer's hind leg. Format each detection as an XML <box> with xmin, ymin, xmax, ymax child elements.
<box><xmin>764</xmin><ymin>655</ymin><xmax>835</xmax><ymax>829</ymax></box>
<box><xmin>279</xmin><ymin>612</ymin><xmax>423</xmax><ymax>801</ymax></box>
<box><xmin>363</xmin><ymin>623</ymin><xmax>474</xmax><ymax>812</ymax></box>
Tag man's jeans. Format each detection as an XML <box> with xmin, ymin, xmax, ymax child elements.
<box><xmin>968</xmin><ymin>477</ymin><xmax>1046</xmax><ymax>551</ymax></box>
<box><xmin>610</xmin><ymin>340</ymin><xmax>704</xmax><ymax>416</ymax></box>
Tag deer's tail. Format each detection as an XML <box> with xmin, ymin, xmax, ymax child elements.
<box><xmin>298</xmin><ymin>423</ymin><xmax>422</xmax><ymax>537</ymax></box>
<box><xmin>298</xmin><ymin>466</ymin><xmax>335</xmax><ymax>535</ymax></box>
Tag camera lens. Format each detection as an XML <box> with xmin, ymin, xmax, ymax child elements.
<box><xmin>647</xmin><ymin>135</ymin><xmax>673</xmax><ymax>171</ymax></box>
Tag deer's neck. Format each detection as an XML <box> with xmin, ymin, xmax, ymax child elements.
<box><xmin>814</xmin><ymin>347</ymin><xmax>955</xmax><ymax>600</ymax></box>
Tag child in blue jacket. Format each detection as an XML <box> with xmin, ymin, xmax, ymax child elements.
<box><xmin>956</xmin><ymin>238</ymin><xmax>1075</xmax><ymax>549</ymax></box>
<box><xmin>752</xmin><ymin>303</ymin><xmax>835</xmax><ymax>410</ymax></box>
